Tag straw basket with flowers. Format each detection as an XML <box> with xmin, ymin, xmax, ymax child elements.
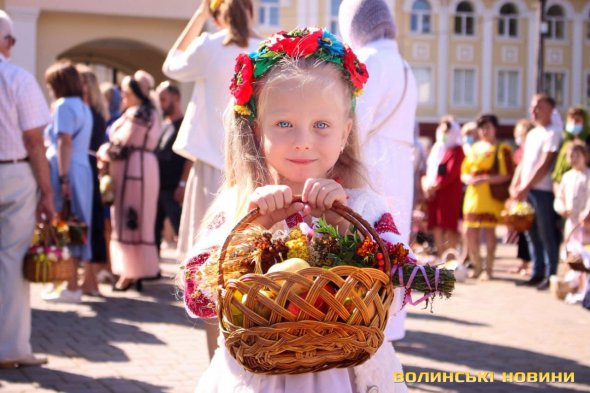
<box><xmin>192</xmin><ymin>198</ymin><xmax>455</xmax><ymax>375</ymax></box>
<box><xmin>24</xmin><ymin>222</ymin><xmax>75</xmax><ymax>283</ymax></box>
<box><xmin>501</xmin><ymin>201</ymin><xmax>535</xmax><ymax>232</ymax></box>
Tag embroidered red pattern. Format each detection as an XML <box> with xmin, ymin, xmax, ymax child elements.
<box><xmin>184</xmin><ymin>252</ymin><xmax>217</xmax><ymax>318</ymax></box>
<box><xmin>375</xmin><ymin>213</ymin><xmax>401</xmax><ymax>235</ymax></box>
<box><xmin>207</xmin><ymin>212</ymin><xmax>226</xmax><ymax>230</ymax></box>
<box><xmin>286</xmin><ymin>212</ymin><xmax>303</xmax><ymax>228</ymax></box>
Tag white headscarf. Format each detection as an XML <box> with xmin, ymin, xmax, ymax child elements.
<box><xmin>425</xmin><ymin>119</ymin><xmax>461</xmax><ymax>187</ymax></box>
<box><xmin>338</xmin><ymin>0</ymin><xmax>396</xmax><ymax>51</ymax></box>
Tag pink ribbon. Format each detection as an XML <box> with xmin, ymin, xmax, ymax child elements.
<box><xmin>390</xmin><ymin>264</ymin><xmax>440</xmax><ymax>307</ymax></box>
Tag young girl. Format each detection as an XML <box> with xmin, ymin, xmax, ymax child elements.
<box><xmin>554</xmin><ymin>143</ymin><xmax>590</xmax><ymax>303</ymax></box>
<box><xmin>183</xmin><ymin>28</ymin><xmax>410</xmax><ymax>393</ymax></box>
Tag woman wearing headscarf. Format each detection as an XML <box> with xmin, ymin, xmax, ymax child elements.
<box><xmin>339</xmin><ymin>0</ymin><xmax>418</xmax><ymax>343</ymax></box>
<box><xmin>552</xmin><ymin>107</ymin><xmax>590</xmax><ymax>184</ymax></box>
<box><xmin>97</xmin><ymin>73</ymin><xmax>161</xmax><ymax>291</ymax></box>
<box><xmin>162</xmin><ymin>0</ymin><xmax>259</xmax><ymax>359</ymax></box>
<box><xmin>461</xmin><ymin>114</ymin><xmax>513</xmax><ymax>280</ymax></box>
<box><xmin>424</xmin><ymin>116</ymin><xmax>465</xmax><ymax>257</ymax></box>
<box><xmin>339</xmin><ymin>0</ymin><xmax>417</xmax><ymax>241</ymax></box>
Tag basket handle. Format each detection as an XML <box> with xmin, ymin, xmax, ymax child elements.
<box><xmin>217</xmin><ymin>196</ymin><xmax>391</xmax><ymax>288</ymax></box>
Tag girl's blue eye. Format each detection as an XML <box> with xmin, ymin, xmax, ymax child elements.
<box><xmin>315</xmin><ymin>121</ymin><xmax>329</xmax><ymax>129</ymax></box>
<box><xmin>277</xmin><ymin>121</ymin><xmax>292</xmax><ymax>128</ymax></box>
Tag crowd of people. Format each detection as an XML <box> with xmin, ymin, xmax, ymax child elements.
<box><xmin>1</xmin><ymin>0</ymin><xmax>589</xmax><ymax>390</ymax></box>
<box><xmin>418</xmin><ymin>97</ymin><xmax>590</xmax><ymax>308</ymax></box>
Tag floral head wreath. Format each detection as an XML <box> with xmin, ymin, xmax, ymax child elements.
<box><xmin>230</xmin><ymin>27</ymin><xmax>369</xmax><ymax>119</ymax></box>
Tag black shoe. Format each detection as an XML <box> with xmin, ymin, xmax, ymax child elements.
<box><xmin>516</xmin><ymin>277</ymin><xmax>544</xmax><ymax>287</ymax></box>
<box><xmin>536</xmin><ymin>278</ymin><xmax>550</xmax><ymax>290</ymax></box>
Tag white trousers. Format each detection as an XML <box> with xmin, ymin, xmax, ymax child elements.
<box><xmin>0</xmin><ymin>162</ymin><xmax>37</xmax><ymax>360</ymax></box>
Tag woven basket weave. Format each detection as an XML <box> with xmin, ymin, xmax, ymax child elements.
<box><xmin>23</xmin><ymin>223</ymin><xmax>75</xmax><ymax>283</ymax></box>
<box><xmin>501</xmin><ymin>211</ymin><xmax>535</xmax><ymax>232</ymax></box>
<box><xmin>217</xmin><ymin>198</ymin><xmax>394</xmax><ymax>374</ymax></box>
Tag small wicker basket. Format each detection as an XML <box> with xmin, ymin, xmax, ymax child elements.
<box><xmin>501</xmin><ymin>211</ymin><xmax>535</xmax><ymax>232</ymax></box>
<box><xmin>217</xmin><ymin>198</ymin><xmax>394</xmax><ymax>375</ymax></box>
<box><xmin>23</xmin><ymin>223</ymin><xmax>75</xmax><ymax>283</ymax></box>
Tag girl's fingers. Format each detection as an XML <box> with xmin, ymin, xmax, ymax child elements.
<box><xmin>305</xmin><ymin>181</ymin><xmax>323</xmax><ymax>207</ymax></box>
<box><xmin>265</xmin><ymin>193</ymin><xmax>277</xmax><ymax>213</ymax></box>
<box><xmin>282</xmin><ymin>186</ymin><xmax>293</xmax><ymax>207</ymax></box>
<box><xmin>255</xmin><ymin>196</ymin><xmax>268</xmax><ymax>215</ymax></box>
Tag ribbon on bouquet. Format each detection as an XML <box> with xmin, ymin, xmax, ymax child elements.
<box><xmin>34</xmin><ymin>254</ymin><xmax>54</xmax><ymax>283</ymax></box>
<box><xmin>390</xmin><ymin>264</ymin><xmax>440</xmax><ymax>306</ymax></box>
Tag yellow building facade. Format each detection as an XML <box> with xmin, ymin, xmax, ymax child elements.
<box><xmin>2</xmin><ymin>0</ymin><xmax>589</xmax><ymax>128</ymax></box>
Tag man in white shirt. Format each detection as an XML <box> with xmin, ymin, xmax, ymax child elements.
<box><xmin>0</xmin><ymin>10</ymin><xmax>54</xmax><ymax>368</ymax></box>
<box><xmin>510</xmin><ymin>94</ymin><xmax>561</xmax><ymax>290</ymax></box>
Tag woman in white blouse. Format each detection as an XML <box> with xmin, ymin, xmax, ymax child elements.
<box><xmin>162</xmin><ymin>0</ymin><xmax>259</xmax><ymax>359</ymax></box>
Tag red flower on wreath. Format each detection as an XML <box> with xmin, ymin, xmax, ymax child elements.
<box><xmin>268</xmin><ymin>28</ymin><xmax>322</xmax><ymax>57</ymax></box>
<box><xmin>230</xmin><ymin>53</ymin><xmax>254</xmax><ymax>105</ymax></box>
<box><xmin>343</xmin><ymin>46</ymin><xmax>369</xmax><ymax>90</ymax></box>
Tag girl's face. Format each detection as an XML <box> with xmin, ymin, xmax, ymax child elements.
<box><xmin>568</xmin><ymin>148</ymin><xmax>586</xmax><ymax>170</ymax></box>
<box><xmin>255</xmin><ymin>68</ymin><xmax>353</xmax><ymax>193</ymax></box>
<box><xmin>478</xmin><ymin>122</ymin><xmax>496</xmax><ymax>142</ymax></box>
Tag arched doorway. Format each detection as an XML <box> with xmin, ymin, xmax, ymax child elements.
<box><xmin>58</xmin><ymin>38</ymin><xmax>167</xmax><ymax>86</ymax></box>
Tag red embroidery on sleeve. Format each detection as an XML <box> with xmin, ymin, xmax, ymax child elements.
<box><xmin>286</xmin><ymin>212</ymin><xmax>303</xmax><ymax>228</ymax></box>
<box><xmin>375</xmin><ymin>213</ymin><xmax>401</xmax><ymax>235</ymax></box>
<box><xmin>184</xmin><ymin>252</ymin><xmax>217</xmax><ymax>318</ymax></box>
<box><xmin>207</xmin><ymin>212</ymin><xmax>226</xmax><ymax>230</ymax></box>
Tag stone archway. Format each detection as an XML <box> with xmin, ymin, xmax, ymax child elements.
<box><xmin>58</xmin><ymin>38</ymin><xmax>167</xmax><ymax>85</ymax></box>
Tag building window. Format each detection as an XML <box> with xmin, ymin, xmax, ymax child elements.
<box><xmin>543</xmin><ymin>71</ymin><xmax>566</xmax><ymax>107</ymax></box>
<box><xmin>496</xmin><ymin>70</ymin><xmax>520</xmax><ymax>108</ymax></box>
<box><xmin>259</xmin><ymin>0</ymin><xmax>280</xmax><ymax>28</ymax></box>
<box><xmin>585</xmin><ymin>72</ymin><xmax>590</xmax><ymax>107</ymax></box>
<box><xmin>546</xmin><ymin>5</ymin><xmax>565</xmax><ymax>40</ymax></box>
<box><xmin>410</xmin><ymin>0</ymin><xmax>431</xmax><ymax>34</ymax></box>
<box><xmin>329</xmin><ymin>0</ymin><xmax>341</xmax><ymax>34</ymax></box>
<box><xmin>452</xmin><ymin>68</ymin><xmax>476</xmax><ymax>106</ymax></box>
<box><xmin>454</xmin><ymin>1</ymin><xmax>475</xmax><ymax>36</ymax></box>
<box><xmin>498</xmin><ymin>3</ymin><xmax>518</xmax><ymax>38</ymax></box>
<box><xmin>413</xmin><ymin>67</ymin><xmax>433</xmax><ymax>105</ymax></box>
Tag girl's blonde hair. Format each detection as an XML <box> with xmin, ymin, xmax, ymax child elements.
<box><xmin>76</xmin><ymin>64</ymin><xmax>109</xmax><ymax>121</ymax></box>
<box><xmin>201</xmin><ymin>57</ymin><xmax>367</xmax><ymax>231</ymax></box>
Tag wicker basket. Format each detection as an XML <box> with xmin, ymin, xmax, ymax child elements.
<box><xmin>23</xmin><ymin>223</ymin><xmax>75</xmax><ymax>283</ymax></box>
<box><xmin>501</xmin><ymin>211</ymin><xmax>535</xmax><ymax>232</ymax></box>
<box><xmin>217</xmin><ymin>198</ymin><xmax>394</xmax><ymax>375</ymax></box>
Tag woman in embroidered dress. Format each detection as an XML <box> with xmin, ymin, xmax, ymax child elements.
<box><xmin>461</xmin><ymin>114</ymin><xmax>514</xmax><ymax>280</ymax></box>
<box><xmin>423</xmin><ymin>116</ymin><xmax>465</xmax><ymax>257</ymax></box>
<box><xmin>183</xmin><ymin>28</ymin><xmax>411</xmax><ymax>393</ymax></box>
<box><xmin>97</xmin><ymin>74</ymin><xmax>161</xmax><ymax>291</ymax></box>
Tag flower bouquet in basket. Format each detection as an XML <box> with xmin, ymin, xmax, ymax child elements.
<box><xmin>501</xmin><ymin>201</ymin><xmax>535</xmax><ymax>232</ymax></box>
<box><xmin>23</xmin><ymin>221</ymin><xmax>75</xmax><ymax>283</ymax></box>
<box><xmin>194</xmin><ymin>199</ymin><xmax>455</xmax><ymax>375</ymax></box>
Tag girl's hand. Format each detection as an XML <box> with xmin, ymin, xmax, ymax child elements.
<box><xmin>249</xmin><ymin>185</ymin><xmax>304</xmax><ymax>228</ymax></box>
<box><xmin>301</xmin><ymin>178</ymin><xmax>348</xmax><ymax>227</ymax></box>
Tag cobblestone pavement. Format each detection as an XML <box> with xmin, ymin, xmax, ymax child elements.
<box><xmin>1</xmin><ymin>243</ymin><xmax>589</xmax><ymax>393</ymax></box>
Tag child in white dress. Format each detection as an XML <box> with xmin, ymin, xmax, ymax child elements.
<box><xmin>554</xmin><ymin>143</ymin><xmax>590</xmax><ymax>303</ymax></box>
<box><xmin>182</xmin><ymin>28</ymin><xmax>411</xmax><ymax>393</ymax></box>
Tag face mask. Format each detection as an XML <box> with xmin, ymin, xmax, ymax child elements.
<box><xmin>565</xmin><ymin>123</ymin><xmax>583</xmax><ymax>136</ymax></box>
<box><xmin>463</xmin><ymin>135</ymin><xmax>475</xmax><ymax>146</ymax></box>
